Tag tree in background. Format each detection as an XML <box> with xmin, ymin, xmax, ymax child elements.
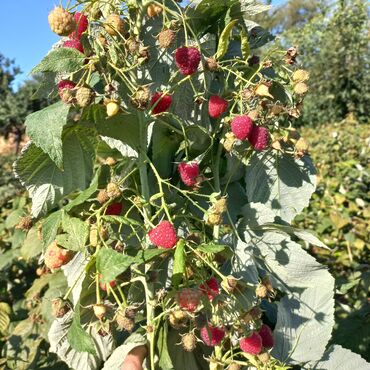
<box><xmin>280</xmin><ymin>0</ymin><xmax>370</xmax><ymax>125</ymax></box>
<box><xmin>258</xmin><ymin>0</ymin><xmax>323</xmax><ymax>33</ymax></box>
<box><xmin>0</xmin><ymin>53</ymin><xmax>52</xmax><ymax>152</ymax></box>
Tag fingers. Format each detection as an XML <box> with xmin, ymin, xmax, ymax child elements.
<box><xmin>121</xmin><ymin>345</ymin><xmax>148</xmax><ymax>370</ymax></box>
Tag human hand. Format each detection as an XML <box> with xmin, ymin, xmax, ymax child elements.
<box><xmin>121</xmin><ymin>345</ymin><xmax>148</xmax><ymax>370</ymax></box>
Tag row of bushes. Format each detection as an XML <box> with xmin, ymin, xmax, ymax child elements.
<box><xmin>296</xmin><ymin>117</ymin><xmax>370</xmax><ymax>359</ymax></box>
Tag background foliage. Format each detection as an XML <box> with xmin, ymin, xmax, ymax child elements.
<box><xmin>0</xmin><ymin>0</ymin><xmax>369</xmax><ymax>368</ymax></box>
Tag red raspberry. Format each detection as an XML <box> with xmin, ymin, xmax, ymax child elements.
<box><xmin>231</xmin><ymin>115</ymin><xmax>254</xmax><ymax>141</ymax></box>
<box><xmin>58</xmin><ymin>80</ymin><xmax>76</xmax><ymax>91</ymax></box>
<box><xmin>148</xmin><ymin>221</ymin><xmax>177</xmax><ymax>249</ymax></box>
<box><xmin>177</xmin><ymin>288</ymin><xmax>201</xmax><ymax>312</ymax></box>
<box><xmin>106</xmin><ymin>203</ymin><xmax>123</xmax><ymax>215</ymax></box>
<box><xmin>200</xmin><ymin>324</ymin><xmax>225</xmax><ymax>346</ymax></box>
<box><xmin>249</xmin><ymin>126</ymin><xmax>269</xmax><ymax>151</ymax></box>
<box><xmin>240</xmin><ymin>332</ymin><xmax>263</xmax><ymax>355</ymax></box>
<box><xmin>175</xmin><ymin>47</ymin><xmax>201</xmax><ymax>75</ymax></box>
<box><xmin>58</xmin><ymin>80</ymin><xmax>75</xmax><ymax>96</ymax></box>
<box><xmin>208</xmin><ymin>95</ymin><xmax>228</xmax><ymax>119</ymax></box>
<box><xmin>44</xmin><ymin>242</ymin><xmax>74</xmax><ymax>270</ymax></box>
<box><xmin>150</xmin><ymin>92</ymin><xmax>172</xmax><ymax>114</ymax></box>
<box><xmin>63</xmin><ymin>39</ymin><xmax>84</xmax><ymax>53</ymax></box>
<box><xmin>200</xmin><ymin>277</ymin><xmax>220</xmax><ymax>301</ymax></box>
<box><xmin>178</xmin><ymin>162</ymin><xmax>199</xmax><ymax>187</ymax></box>
<box><xmin>69</xmin><ymin>12</ymin><xmax>88</xmax><ymax>39</ymax></box>
<box><xmin>258</xmin><ymin>324</ymin><xmax>274</xmax><ymax>349</ymax></box>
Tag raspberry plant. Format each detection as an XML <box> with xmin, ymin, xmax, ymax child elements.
<box><xmin>12</xmin><ymin>1</ymin><xmax>370</xmax><ymax>370</ymax></box>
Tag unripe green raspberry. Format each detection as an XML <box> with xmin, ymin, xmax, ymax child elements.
<box><xmin>292</xmin><ymin>69</ymin><xmax>309</xmax><ymax>82</ymax></box>
<box><xmin>105</xmin><ymin>14</ymin><xmax>125</xmax><ymax>36</ymax></box>
<box><xmin>93</xmin><ymin>304</ymin><xmax>107</xmax><ymax>320</ymax></box>
<box><xmin>131</xmin><ymin>86</ymin><xmax>151</xmax><ymax>109</ymax></box>
<box><xmin>106</xmin><ymin>182</ymin><xmax>121</xmax><ymax>199</ymax></box>
<box><xmin>48</xmin><ymin>7</ymin><xmax>76</xmax><ymax>36</ymax></box>
<box><xmin>158</xmin><ymin>29</ymin><xmax>176</xmax><ymax>49</ymax></box>
<box><xmin>169</xmin><ymin>310</ymin><xmax>189</xmax><ymax>329</ymax></box>
<box><xmin>76</xmin><ymin>87</ymin><xmax>95</xmax><ymax>108</ymax></box>
<box><xmin>115</xmin><ymin>310</ymin><xmax>135</xmax><ymax>332</ymax></box>
<box><xmin>207</xmin><ymin>212</ymin><xmax>222</xmax><ymax>226</ymax></box>
<box><xmin>181</xmin><ymin>332</ymin><xmax>197</xmax><ymax>352</ymax></box>
<box><xmin>294</xmin><ymin>82</ymin><xmax>309</xmax><ymax>95</ymax></box>
<box><xmin>228</xmin><ymin>363</ymin><xmax>241</xmax><ymax>370</ymax></box>
<box><xmin>213</xmin><ymin>198</ymin><xmax>227</xmax><ymax>214</ymax></box>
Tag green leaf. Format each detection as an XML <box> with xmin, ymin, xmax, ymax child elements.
<box><xmin>216</xmin><ymin>20</ymin><xmax>238</xmax><ymax>59</ymax></box>
<box><xmin>232</xmin><ymin>239</ymin><xmax>259</xmax><ymax>284</ymax></box>
<box><xmin>42</xmin><ymin>210</ymin><xmax>63</xmax><ymax>248</ymax></box>
<box><xmin>61</xmin><ymin>253</ymin><xmax>89</xmax><ymax>306</ymax></box>
<box><xmin>31</xmin><ymin>47</ymin><xmax>85</xmax><ymax>74</ymax></box>
<box><xmin>57</xmin><ymin>214</ymin><xmax>89</xmax><ymax>251</ymax></box>
<box><xmin>26</xmin><ymin>273</ymin><xmax>55</xmax><ymax>299</ymax></box>
<box><xmin>5</xmin><ymin>209</ymin><xmax>23</xmax><ymax>228</ymax></box>
<box><xmin>134</xmin><ymin>248</ymin><xmax>167</xmax><ymax>264</ymax></box>
<box><xmin>49</xmin><ymin>311</ymin><xmax>114</xmax><ymax>370</ymax></box>
<box><xmin>187</xmin><ymin>0</ymin><xmax>230</xmax><ymax>36</ymax></box>
<box><xmin>157</xmin><ymin>322</ymin><xmax>174</xmax><ymax>370</ymax></box>
<box><xmin>21</xmin><ymin>227</ymin><xmax>43</xmax><ymax>260</ymax></box>
<box><xmin>67</xmin><ymin>306</ymin><xmax>96</xmax><ymax>355</ymax></box>
<box><xmin>84</xmin><ymin>106</ymin><xmax>141</xmax><ymax>150</ymax></box>
<box><xmin>167</xmin><ymin>328</ymin><xmax>209</xmax><ymax>370</ymax></box>
<box><xmin>25</xmin><ymin>102</ymin><xmax>70</xmax><ymax>168</ymax></box>
<box><xmin>242</xmin><ymin>225</ymin><xmax>334</xmax><ymax>363</ymax></box>
<box><xmin>244</xmin><ymin>152</ymin><xmax>316</xmax><ymax>223</ymax></box>
<box><xmin>5</xmin><ymin>320</ymin><xmax>43</xmax><ymax>370</ymax></box>
<box><xmin>14</xmin><ymin>127</ymin><xmax>96</xmax><ymax>217</ymax></box>
<box><xmin>96</xmin><ymin>248</ymin><xmax>136</xmax><ymax>285</ymax></box>
<box><xmin>101</xmin><ymin>136</ymin><xmax>138</xmax><ymax>158</ymax></box>
<box><xmin>0</xmin><ymin>302</ymin><xmax>11</xmax><ymax>334</ymax></box>
<box><xmin>152</xmin><ymin>124</ymin><xmax>182</xmax><ymax>178</ymax></box>
<box><xmin>172</xmin><ymin>240</ymin><xmax>186</xmax><ymax>288</ymax></box>
<box><xmin>261</xmin><ymin>223</ymin><xmax>329</xmax><ymax>249</ymax></box>
<box><xmin>313</xmin><ymin>345</ymin><xmax>370</xmax><ymax>370</ymax></box>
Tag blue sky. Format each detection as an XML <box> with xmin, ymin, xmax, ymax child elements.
<box><xmin>0</xmin><ymin>0</ymin><xmax>284</xmax><ymax>89</ymax></box>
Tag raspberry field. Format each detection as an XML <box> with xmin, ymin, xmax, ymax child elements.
<box><xmin>0</xmin><ymin>1</ymin><xmax>369</xmax><ymax>369</ymax></box>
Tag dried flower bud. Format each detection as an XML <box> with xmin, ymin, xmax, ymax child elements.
<box><xmin>16</xmin><ymin>216</ymin><xmax>33</xmax><ymax>231</ymax></box>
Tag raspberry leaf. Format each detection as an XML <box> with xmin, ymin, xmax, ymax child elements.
<box><xmin>0</xmin><ymin>303</ymin><xmax>11</xmax><ymax>335</ymax></box>
<box><xmin>314</xmin><ymin>345</ymin><xmax>370</xmax><ymax>370</ymax></box>
<box><xmin>61</xmin><ymin>253</ymin><xmax>89</xmax><ymax>306</ymax></box>
<box><xmin>20</xmin><ymin>227</ymin><xmax>43</xmax><ymax>260</ymax></box>
<box><xmin>156</xmin><ymin>321</ymin><xmax>174</xmax><ymax>370</ymax></box>
<box><xmin>14</xmin><ymin>127</ymin><xmax>96</xmax><ymax>217</ymax></box>
<box><xmin>67</xmin><ymin>305</ymin><xmax>96</xmax><ymax>355</ymax></box>
<box><xmin>49</xmin><ymin>310</ymin><xmax>114</xmax><ymax>370</ymax></box>
<box><xmin>25</xmin><ymin>102</ymin><xmax>70</xmax><ymax>168</ymax></box>
<box><xmin>96</xmin><ymin>248</ymin><xmax>136</xmax><ymax>285</ymax></box>
<box><xmin>41</xmin><ymin>210</ymin><xmax>63</xmax><ymax>248</ymax></box>
<box><xmin>31</xmin><ymin>48</ymin><xmax>85</xmax><ymax>74</ymax></box>
<box><xmin>240</xmin><ymin>206</ymin><xmax>335</xmax><ymax>364</ymax></box>
<box><xmin>56</xmin><ymin>214</ymin><xmax>89</xmax><ymax>252</ymax></box>
<box><xmin>244</xmin><ymin>152</ymin><xmax>316</xmax><ymax>223</ymax></box>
